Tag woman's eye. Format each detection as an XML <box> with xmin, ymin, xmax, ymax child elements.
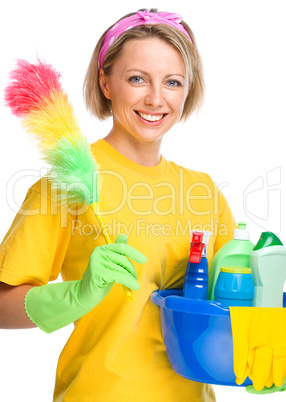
<box><xmin>128</xmin><ymin>76</ymin><xmax>144</xmax><ymax>84</ymax></box>
<box><xmin>167</xmin><ymin>80</ymin><xmax>182</xmax><ymax>87</ymax></box>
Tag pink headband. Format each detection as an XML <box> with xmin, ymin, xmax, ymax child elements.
<box><xmin>98</xmin><ymin>10</ymin><xmax>192</xmax><ymax>69</ymax></box>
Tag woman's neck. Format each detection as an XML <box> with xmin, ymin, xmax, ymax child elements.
<box><xmin>103</xmin><ymin>132</ymin><xmax>162</xmax><ymax>167</ymax></box>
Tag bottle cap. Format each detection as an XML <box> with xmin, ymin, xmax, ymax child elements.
<box><xmin>233</xmin><ymin>221</ymin><xmax>250</xmax><ymax>240</ymax></box>
<box><xmin>189</xmin><ymin>230</ymin><xmax>211</xmax><ymax>263</ymax></box>
<box><xmin>220</xmin><ymin>266</ymin><xmax>252</xmax><ymax>274</ymax></box>
<box><xmin>253</xmin><ymin>231</ymin><xmax>284</xmax><ymax>250</ymax></box>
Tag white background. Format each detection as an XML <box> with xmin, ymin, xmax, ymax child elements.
<box><xmin>0</xmin><ymin>0</ymin><xmax>285</xmax><ymax>401</ymax></box>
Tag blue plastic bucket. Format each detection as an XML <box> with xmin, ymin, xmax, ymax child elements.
<box><xmin>150</xmin><ymin>289</ymin><xmax>286</xmax><ymax>386</ymax></box>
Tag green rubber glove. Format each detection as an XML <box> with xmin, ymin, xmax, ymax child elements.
<box><xmin>25</xmin><ymin>234</ymin><xmax>146</xmax><ymax>333</ymax></box>
<box><xmin>246</xmin><ymin>377</ymin><xmax>286</xmax><ymax>394</ymax></box>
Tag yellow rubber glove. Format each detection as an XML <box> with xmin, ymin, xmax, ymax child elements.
<box><xmin>229</xmin><ymin>307</ymin><xmax>286</xmax><ymax>391</ymax></box>
<box><xmin>229</xmin><ymin>307</ymin><xmax>256</xmax><ymax>384</ymax></box>
<box><xmin>246</xmin><ymin>376</ymin><xmax>286</xmax><ymax>394</ymax></box>
<box><xmin>249</xmin><ymin>308</ymin><xmax>286</xmax><ymax>390</ymax></box>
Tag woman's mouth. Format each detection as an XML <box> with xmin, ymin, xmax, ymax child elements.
<box><xmin>135</xmin><ymin>111</ymin><xmax>167</xmax><ymax>125</ymax></box>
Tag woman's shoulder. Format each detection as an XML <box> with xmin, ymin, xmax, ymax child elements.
<box><xmin>27</xmin><ymin>175</ymin><xmax>53</xmax><ymax>199</ymax></box>
<box><xmin>166</xmin><ymin>159</ymin><xmax>214</xmax><ymax>185</ymax></box>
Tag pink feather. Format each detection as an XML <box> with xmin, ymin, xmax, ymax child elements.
<box><xmin>4</xmin><ymin>59</ymin><xmax>62</xmax><ymax>117</ymax></box>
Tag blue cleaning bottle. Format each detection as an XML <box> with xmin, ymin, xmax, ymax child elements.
<box><xmin>183</xmin><ymin>230</ymin><xmax>211</xmax><ymax>300</ymax></box>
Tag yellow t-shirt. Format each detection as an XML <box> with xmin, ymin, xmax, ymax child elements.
<box><xmin>0</xmin><ymin>139</ymin><xmax>236</xmax><ymax>401</ymax></box>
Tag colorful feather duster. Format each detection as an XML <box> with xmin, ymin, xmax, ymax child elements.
<box><xmin>4</xmin><ymin>59</ymin><xmax>132</xmax><ymax>302</ymax></box>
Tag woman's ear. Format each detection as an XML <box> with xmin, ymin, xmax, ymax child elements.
<box><xmin>99</xmin><ymin>69</ymin><xmax>111</xmax><ymax>100</ymax></box>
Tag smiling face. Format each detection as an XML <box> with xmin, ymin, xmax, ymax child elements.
<box><xmin>99</xmin><ymin>38</ymin><xmax>189</xmax><ymax>144</ymax></box>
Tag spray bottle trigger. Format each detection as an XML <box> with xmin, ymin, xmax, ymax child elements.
<box><xmin>189</xmin><ymin>231</ymin><xmax>204</xmax><ymax>263</ymax></box>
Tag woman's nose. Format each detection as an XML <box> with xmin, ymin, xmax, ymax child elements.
<box><xmin>145</xmin><ymin>84</ymin><xmax>164</xmax><ymax>108</ymax></box>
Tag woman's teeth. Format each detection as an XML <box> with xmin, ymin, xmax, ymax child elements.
<box><xmin>137</xmin><ymin>112</ymin><xmax>164</xmax><ymax>122</ymax></box>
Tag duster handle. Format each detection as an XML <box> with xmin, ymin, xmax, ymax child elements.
<box><xmin>90</xmin><ymin>202</ymin><xmax>133</xmax><ymax>303</ymax></box>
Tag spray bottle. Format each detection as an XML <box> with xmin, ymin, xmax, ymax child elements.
<box><xmin>183</xmin><ymin>230</ymin><xmax>211</xmax><ymax>300</ymax></box>
<box><xmin>207</xmin><ymin>222</ymin><xmax>254</xmax><ymax>301</ymax></box>
<box><xmin>250</xmin><ymin>232</ymin><xmax>286</xmax><ymax>307</ymax></box>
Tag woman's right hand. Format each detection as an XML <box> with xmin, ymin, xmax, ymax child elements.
<box><xmin>79</xmin><ymin>234</ymin><xmax>147</xmax><ymax>306</ymax></box>
<box><xmin>20</xmin><ymin>234</ymin><xmax>146</xmax><ymax>333</ymax></box>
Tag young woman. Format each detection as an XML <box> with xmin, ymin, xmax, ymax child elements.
<box><xmin>0</xmin><ymin>9</ymin><xmax>236</xmax><ymax>401</ymax></box>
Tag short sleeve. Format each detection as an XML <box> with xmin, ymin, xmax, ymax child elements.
<box><xmin>213</xmin><ymin>188</ymin><xmax>237</xmax><ymax>254</ymax></box>
<box><xmin>0</xmin><ymin>178</ymin><xmax>73</xmax><ymax>286</ymax></box>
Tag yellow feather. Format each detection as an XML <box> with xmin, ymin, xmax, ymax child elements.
<box><xmin>22</xmin><ymin>91</ymin><xmax>82</xmax><ymax>150</ymax></box>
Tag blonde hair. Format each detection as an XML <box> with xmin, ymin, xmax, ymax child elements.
<box><xmin>83</xmin><ymin>8</ymin><xmax>204</xmax><ymax>122</ymax></box>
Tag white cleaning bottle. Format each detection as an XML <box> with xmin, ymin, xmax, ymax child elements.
<box><xmin>250</xmin><ymin>232</ymin><xmax>286</xmax><ymax>307</ymax></box>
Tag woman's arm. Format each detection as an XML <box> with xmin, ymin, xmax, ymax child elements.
<box><xmin>0</xmin><ymin>282</ymin><xmax>36</xmax><ymax>329</ymax></box>
<box><xmin>0</xmin><ymin>235</ymin><xmax>146</xmax><ymax>333</ymax></box>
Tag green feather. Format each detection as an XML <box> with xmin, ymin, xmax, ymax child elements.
<box><xmin>44</xmin><ymin>135</ymin><xmax>100</xmax><ymax>207</ymax></box>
